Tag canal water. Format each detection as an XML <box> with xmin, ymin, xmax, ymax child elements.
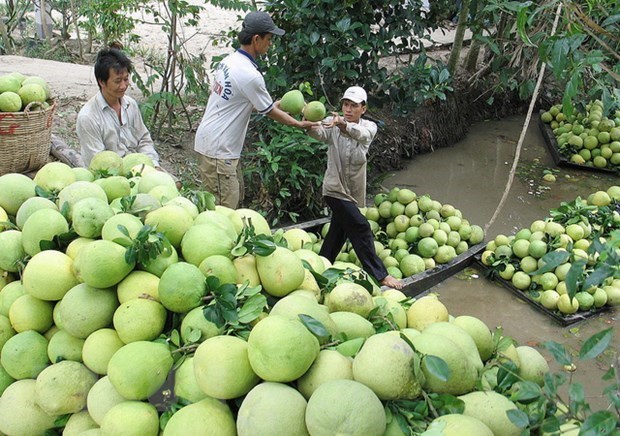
<box><xmin>384</xmin><ymin>114</ymin><xmax>618</xmax><ymax>411</ymax></box>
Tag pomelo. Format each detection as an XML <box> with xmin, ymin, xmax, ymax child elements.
<box><xmin>94</xmin><ymin>175</ymin><xmax>131</xmax><ymax>201</ymax></box>
<box><xmin>72</xmin><ymin>197</ymin><xmax>115</xmax><ymax>238</ymax></box>
<box><xmin>0</xmin><ymin>173</ymin><xmax>36</xmax><ymax>215</ymax></box>
<box><xmin>235</xmin><ymin>208</ymin><xmax>271</xmax><ymax>235</ymax></box>
<box><xmin>256</xmin><ymin>246</ymin><xmax>305</xmax><ymax>297</ymax></box>
<box><xmin>63</xmin><ymin>411</ymin><xmax>98</xmax><ymax>435</ymax></box>
<box><xmin>140</xmin><ymin>243</ymin><xmax>179</xmax><ymax>277</ymax></box>
<box><xmin>199</xmin><ymin>254</ymin><xmax>238</xmax><ymax>284</ymax></box>
<box><xmin>0</xmin><ymin>314</ymin><xmax>16</xmax><ymax>351</ymax></box>
<box><xmin>82</xmin><ymin>328</ymin><xmax>124</xmax><ymax>375</ymax></box>
<box><xmin>57</xmin><ymin>283</ymin><xmax>119</xmax><ymax>339</ymax></box>
<box><xmin>215</xmin><ymin>205</ymin><xmax>245</xmax><ymax>233</ymax></box>
<box><xmin>173</xmin><ymin>356</ymin><xmax>207</xmax><ymax>403</ymax></box>
<box><xmin>34</xmin><ymin>161</ymin><xmax>76</xmax><ymax>193</ymax></box>
<box><xmin>89</xmin><ymin>150</ymin><xmax>123</xmax><ymax>176</ymax></box>
<box><xmin>406</xmin><ymin>295</ymin><xmax>449</xmax><ymax>330</ymax></box>
<box><xmin>65</xmin><ymin>237</ymin><xmax>95</xmax><ymax>260</ymax></box>
<box><xmin>0</xmin><ymin>91</ymin><xmax>22</xmax><ymax>112</ymax></box>
<box><xmin>458</xmin><ymin>391</ymin><xmax>521</xmax><ymax>436</ymax></box>
<box><xmin>121</xmin><ymin>153</ymin><xmax>154</xmax><ymax>176</ymax></box>
<box><xmin>148</xmin><ymin>183</ymin><xmax>179</xmax><ymax>203</ymax></box>
<box><xmin>270</xmin><ymin>293</ymin><xmax>337</xmax><ymax>337</ymax></box>
<box><xmin>162</xmin><ymin>397</ymin><xmax>236</xmax><ymax>436</ymax></box>
<box><xmin>283</xmin><ymin>228</ymin><xmax>313</xmax><ymax>251</ymax></box>
<box><xmin>73</xmin><ymin>239</ymin><xmax>135</xmax><ymax>288</ymax></box>
<box><xmin>424</xmin><ymin>321</ymin><xmax>483</xmax><ymax>372</ymax></box>
<box><xmin>0</xmin><ymin>230</ymin><xmax>26</xmax><ymax>273</ymax></box>
<box><xmin>0</xmin><ymin>379</ymin><xmax>57</xmax><ymax>436</ymax></box>
<box><xmin>8</xmin><ymin>294</ymin><xmax>53</xmax><ymax>333</ymax></box>
<box><xmin>158</xmin><ymin>261</ymin><xmax>207</xmax><ymax>313</ymax></box>
<box><xmin>279</xmin><ymin>89</ymin><xmax>305</xmax><ymax>115</ymax></box>
<box><xmin>1</xmin><ymin>330</ymin><xmax>49</xmax><ymax>379</ymax></box>
<box><xmin>516</xmin><ymin>345</ymin><xmax>549</xmax><ymax>386</ymax></box>
<box><xmin>0</xmin><ymin>75</ymin><xmax>21</xmax><ymax>93</ymax></box>
<box><xmin>0</xmin><ymin>280</ymin><xmax>25</xmax><ymax>316</ymax></box>
<box><xmin>325</xmin><ymin>282</ymin><xmax>374</xmax><ymax>318</ymax></box>
<box><xmin>15</xmin><ymin>196</ymin><xmax>58</xmax><ymax>229</ymax></box>
<box><xmin>145</xmin><ymin>204</ymin><xmax>193</xmax><ymax>248</ymax></box>
<box><xmin>21</xmin><ymin>208</ymin><xmax>69</xmax><ymax>256</ymax></box>
<box><xmin>35</xmin><ymin>361</ymin><xmax>97</xmax><ymax>415</ymax></box>
<box><xmin>372</xmin><ymin>296</ymin><xmax>407</xmax><ymax>329</ymax></box>
<box><xmin>18</xmin><ymin>83</ymin><xmax>46</xmax><ymax>106</ymax></box>
<box><xmin>294</xmin><ymin>248</ymin><xmax>325</xmax><ymax>274</ymax></box>
<box><xmin>57</xmin><ymin>180</ymin><xmax>108</xmax><ymax>217</ymax></box>
<box><xmin>72</xmin><ymin>166</ymin><xmax>95</xmax><ymax>182</ymax></box>
<box><xmin>180</xmin><ymin>305</ymin><xmax>222</xmax><ymax>343</ymax></box>
<box><xmin>426</xmin><ymin>413</ymin><xmax>493</xmax><ymax>436</ymax></box>
<box><xmin>116</xmin><ymin>270</ymin><xmax>160</xmax><ymax>303</ymax></box>
<box><xmin>113</xmin><ymin>297</ymin><xmax>167</xmax><ymax>343</ymax></box>
<box><xmin>138</xmin><ymin>170</ymin><xmax>177</xmax><ymax>193</ymax></box>
<box><xmin>328</xmin><ymin>310</ymin><xmax>376</xmax><ymax>340</ymax></box>
<box><xmin>297</xmin><ymin>349</ymin><xmax>353</xmax><ymax>399</ymax></box>
<box><xmin>303</xmin><ymin>101</ymin><xmax>327</xmax><ymax>121</ymax></box>
<box><xmin>100</xmin><ymin>401</ymin><xmax>160</xmax><ymax>436</ymax></box>
<box><xmin>101</xmin><ymin>213</ymin><xmax>144</xmax><ymax>246</ymax></box>
<box><xmin>164</xmin><ymin>195</ymin><xmax>199</xmax><ymax>219</ymax></box>
<box><xmin>86</xmin><ymin>375</ymin><xmax>126</xmax><ymax>425</ymax></box>
<box><xmin>181</xmin><ymin>223</ymin><xmax>235</xmax><ymax>267</ymax></box>
<box><xmin>453</xmin><ymin>315</ymin><xmax>494</xmax><ymax>361</ymax></box>
<box><xmin>21</xmin><ymin>76</ymin><xmax>50</xmax><ymax>98</ymax></box>
<box><xmin>194</xmin><ymin>210</ymin><xmax>238</xmax><ymax>240</ymax></box>
<box><xmin>47</xmin><ymin>329</ymin><xmax>84</xmax><ymax>363</ymax></box>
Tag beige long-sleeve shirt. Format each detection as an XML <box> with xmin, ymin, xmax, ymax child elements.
<box><xmin>308</xmin><ymin>117</ymin><xmax>377</xmax><ymax>206</ymax></box>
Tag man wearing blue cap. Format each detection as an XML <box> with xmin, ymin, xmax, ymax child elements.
<box><xmin>195</xmin><ymin>11</ymin><xmax>317</xmax><ymax>209</ymax></box>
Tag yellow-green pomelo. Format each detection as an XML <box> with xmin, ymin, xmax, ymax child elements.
<box><xmin>194</xmin><ymin>335</ymin><xmax>260</xmax><ymax>400</ymax></box>
<box><xmin>100</xmin><ymin>400</ymin><xmax>160</xmax><ymax>436</ymax></box>
<box><xmin>0</xmin><ymin>314</ymin><xmax>16</xmax><ymax>350</ymax></box>
<box><xmin>72</xmin><ymin>381</ymin><xmax>104</xmax><ymax>425</ymax></box>
<box><xmin>0</xmin><ymin>230</ymin><xmax>26</xmax><ymax>273</ymax></box>
<box><xmin>138</xmin><ymin>170</ymin><xmax>176</xmax><ymax>193</ymax></box>
<box><xmin>73</xmin><ymin>240</ymin><xmax>135</xmax><ymax>288</ymax></box>
<box><xmin>139</xmin><ymin>243</ymin><xmax>179</xmax><ymax>277</ymax></box>
<box><xmin>82</xmin><ymin>328</ymin><xmax>124</xmax><ymax>375</ymax></box>
<box><xmin>21</xmin><ymin>208</ymin><xmax>69</xmax><ymax>256</ymax></box>
<box><xmin>1</xmin><ymin>330</ymin><xmax>50</xmax><ymax>379</ymax></box>
<box><xmin>57</xmin><ymin>181</ymin><xmax>108</xmax><ymax>217</ymax></box>
<box><xmin>145</xmin><ymin>204</ymin><xmax>193</xmax><ymax>248</ymax></box>
<box><xmin>72</xmin><ymin>167</ymin><xmax>95</xmax><ymax>182</ymax></box>
<box><xmin>0</xmin><ymin>280</ymin><xmax>25</xmax><ymax>316</ymax></box>
<box><xmin>94</xmin><ymin>175</ymin><xmax>131</xmax><ymax>202</ymax></box>
<box><xmin>101</xmin><ymin>213</ymin><xmax>143</xmax><ymax>246</ymax></box>
<box><xmin>297</xmin><ymin>349</ymin><xmax>353</xmax><ymax>399</ymax></box>
<box><xmin>426</xmin><ymin>413</ymin><xmax>494</xmax><ymax>436</ymax></box>
<box><xmin>180</xmin><ymin>305</ymin><xmax>222</xmax><ymax>343</ymax></box>
<box><xmin>283</xmin><ymin>228</ymin><xmax>313</xmax><ymax>251</ymax></box>
<box><xmin>57</xmin><ymin>283</ymin><xmax>119</xmax><ymax>338</ymax></box>
<box><xmin>458</xmin><ymin>391</ymin><xmax>521</xmax><ymax>436</ymax></box>
<box><xmin>280</xmin><ymin>89</ymin><xmax>305</xmax><ymax>115</ymax></box>
<box><xmin>199</xmin><ymin>254</ymin><xmax>237</xmax><ymax>284</ymax></box>
<box><xmin>515</xmin><ymin>345</ymin><xmax>549</xmax><ymax>386</ymax></box>
<box><xmin>162</xmin><ymin>396</ymin><xmax>236</xmax><ymax>436</ymax></box>
<box><xmin>373</xmin><ymin>296</ymin><xmax>407</xmax><ymax>329</ymax></box>
<box><xmin>603</xmin><ymin>286</ymin><xmax>620</xmax><ymax>306</ymax></box>
<box><xmin>424</xmin><ymin>321</ymin><xmax>483</xmax><ymax>372</ymax></box>
<box><xmin>9</xmin><ymin>294</ymin><xmax>53</xmax><ymax>333</ymax></box>
<box><xmin>406</xmin><ymin>295</ymin><xmax>448</xmax><ymax>330</ymax></box>
<box><xmin>0</xmin><ymin>363</ymin><xmax>15</xmax><ymax>397</ymax></box>
<box><xmin>305</xmin><ymin>379</ymin><xmax>386</xmax><ymax>436</ymax></box>
<box><xmin>0</xmin><ymin>173</ymin><xmax>36</xmax><ymax>215</ymax></box>
<box><xmin>21</xmin><ymin>76</ymin><xmax>50</xmax><ymax>97</ymax></box>
<box><xmin>117</xmin><ymin>270</ymin><xmax>160</xmax><ymax>303</ymax></box>
<box><xmin>557</xmin><ymin>293</ymin><xmax>579</xmax><ymax>314</ymax></box>
<box><xmin>35</xmin><ymin>360</ymin><xmax>97</xmax><ymax>415</ymax></box>
<box><xmin>325</xmin><ymin>282</ymin><xmax>374</xmax><ymax>318</ymax></box>
<box><xmin>294</xmin><ymin>248</ymin><xmax>325</xmax><ymax>273</ymax></box>
<box><xmin>452</xmin><ymin>315</ymin><xmax>494</xmax><ymax>361</ymax></box>
<box><xmin>303</xmin><ymin>101</ymin><xmax>327</xmax><ymax>122</ymax></box>
<box><xmin>65</xmin><ymin>237</ymin><xmax>95</xmax><ymax>260</ymax></box>
<box><xmin>121</xmin><ymin>153</ymin><xmax>154</xmax><ymax>176</ymax></box>
<box><xmin>0</xmin><ymin>379</ymin><xmax>57</xmax><ymax>436</ymax></box>
<box><xmin>352</xmin><ymin>332</ymin><xmax>422</xmax><ymax>400</ymax></box>
<box><xmin>181</xmin><ymin>223</ymin><xmax>235</xmax><ymax>267</ymax></box>
<box><xmin>113</xmin><ymin>298</ymin><xmax>167</xmax><ymax>343</ymax></box>
<box><xmin>72</xmin><ymin>197</ymin><xmax>115</xmax><ymax>238</ymax></box>
<box><xmin>329</xmin><ymin>311</ymin><xmax>376</xmax><ymax>339</ymax></box>
<box><xmin>235</xmin><ymin>208</ymin><xmax>271</xmax><ymax>235</ymax></box>
<box><xmin>0</xmin><ymin>75</ymin><xmax>20</xmax><ymax>93</ymax></box>
<box><xmin>47</xmin><ymin>329</ymin><xmax>84</xmax><ymax>362</ymax></box>
<box><xmin>164</xmin><ymin>195</ymin><xmax>200</xmax><ymax>219</ymax></box>
<box><xmin>194</xmin><ymin>210</ymin><xmax>238</xmax><ymax>240</ymax></box>
<box><xmin>247</xmin><ymin>314</ymin><xmax>320</xmax><ymax>382</ymax></box>
<box><xmin>34</xmin><ymin>161</ymin><xmax>76</xmax><ymax>193</ymax></box>
<box><xmin>149</xmin><ymin>183</ymin><xmax>179</xmax><ymax>203</ymax></box>
<box><xmin>22</xmin><ymin>249</ymin><xmax>79</xmax><ymax>300</ymax></box>
<box><xmin>174</xmin><ymin>356</ymin><xmax>208</xmax><ymax>403</ymax></box>
<box><xmin>15</xmin><ymin>196</ymin><xmax>58</xmax><ymax>229</ymax></box>
<box><xmin>411</xmin><ymin>332</ymin><xmax>477</xmax><ymax>395</ymax></box>
<box><xmin>89</xmin><ymin>150</ymin><xmax>123</xmax><ymax>176</ymax></box>
<box><xmin>270</xmin><ymin>293</ymin><xmax>338</xmax><ymax>339</ymax></box>
<box><xmin>158</xmin><ymin>261</ymin><xmax>206</xmax><ymax>313</ymax></box>
<box><xmin>63</xmin><ymin>410</ymin><xmax>98</xmax><ymax>435</ymax></box>
<box><xmin>256</xmin><ymin>246</ymin><xmax>305</xmax><ymax>297</ymax></box>
<box><xmin>113</xmin><ymin>192</ymin><xmax>161</xmax><ymax>219</ymax></box>
<box><xmin>237</xmin><ymin>382</ymin><xmax>310</xmax><ymax>436</ymax></box>
<box><xmin>108</xmin><ymin>340</ymin><xmax>173</xmax><ymax>400</ymax></box>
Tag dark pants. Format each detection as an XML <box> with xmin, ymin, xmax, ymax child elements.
<box><xmin>320</xmin><ymin>196</ymin><xmax>388</xmax><ymax>282</ymax></box>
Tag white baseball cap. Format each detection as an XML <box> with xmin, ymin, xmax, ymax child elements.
<box><xmin>341</xmin><ymin>86</ymin><xmax>367</xmax><ymax>104</ymax></box>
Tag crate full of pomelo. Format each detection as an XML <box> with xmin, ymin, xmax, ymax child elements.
<box><xmin>478</xmin><ymin>186</ymin><xmax>620</xmax><ymax>325</ymax></box>
<box><xmin>0</xmin><ymin>155</ymin><xmax>613</xmax><ymax>434</ymax></box>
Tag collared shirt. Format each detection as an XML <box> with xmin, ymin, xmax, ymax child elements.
<box><xmin>308</xmin><ymin>117</ymin><xmax>377</xmax><ymax>206</ymax></box>
<box><xmin>76</xmin><ymin>92</ymin><xmax>160</xmax><ymax>166</ymax></box>
<box><xmin>194</xmin><ymin>49</ymin><xmax>274</xmax><ymax>159</ymax></box>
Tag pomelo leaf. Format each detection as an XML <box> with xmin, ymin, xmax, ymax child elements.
<box><xmin>579</xmin><ymin>327</ymin><xmax>613</xmax><ymax>361</ymax></box>
<box><xmin>543</xmin><ymin>340</ymin><xmax>573</xmax><ymax>366</ymax></box>
<box><xmin>510</xmin><ymin>381</ymin><xmax>542</xmax><ymax>402</ymax></box>
<box><xmin>299</xmin><ymin>314</ymin><xmax>330</xmax><ymax>342</ymax></box>
<box><xmin>423</xmin><ymin>355</ymin><xmax>450</xmax><ymax>382</ymax></box>
<box><xmin>506</xmin><ymin>409</ymin><xmax>529</xmax><ymax>428</ymax></box>
<box><xmin>238</xmin><ymin>294</ymin><xmax>267</xmax><ymax>324</ymax></box>
<box><xmin>579</xmin><ymin>411</ymin><xmax>619</xmax><ymax>436</ymax></box>
<box><xmin>531</xmin><ymin>250</ymin><xmax>570</xmax><ymax>275</ymax></box>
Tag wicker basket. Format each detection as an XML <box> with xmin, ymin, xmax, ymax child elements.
<box><xmin>0</xmin><ymin>101</ymin><xmax>56</xmax><ymax>175</ymax></box>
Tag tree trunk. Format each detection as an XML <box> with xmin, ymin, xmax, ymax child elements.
<box><xmin>465</xmin><ymin>0</ymin><xmax>483</xmax><ymax>73</ymax></box>
<box><xmin>0</xmin><ymin>17</ymin><xmax>12</xmax><ymax>54</ymax></box>
<box><xmin>69</xmin><ymin>0</ymin><xmax>83</xmax><ymax>58</ymax></box>
<box><xmin>447</xmin><ymin>0</ymin><xmax>472</xmax><ymax>76</ymax></box>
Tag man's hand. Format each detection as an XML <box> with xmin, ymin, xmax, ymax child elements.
<box><xmin>322</xmin><ymin>112</ymin><xmax>346</xmax><ymax>129</ymax></box>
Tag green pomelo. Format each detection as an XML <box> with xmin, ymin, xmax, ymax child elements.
<box><xmin>113</xmin><ymin>298</ymin><xmax>167</xmax><ymax>343</ymax></box>
<box><xmin>158</xmin><ymin>261</ymin><xmax>207</xmax><ymax>313</ymax></box>
<box><xmin>146</xmin><ymin>205</ymin><xmax>193</xmax><ymax>248</ymax></box>
<box><xmin>0</xmin><ymin>314</ymin><xmax>16</xmax><ymax>351</ymax></box>
<box><xmin>417</xmin><ymin>237</ymin><xmax>438</xmax><ymax>258</ymax></box>
<box><xmin>0</xmin><ymin>75</ymin><xmax>21</xmax><ymax>93</ymax></box>
<box><xmin>21</xmin><ymin>76</ymin><xmax>50</xmax><ymax>97</ymax></box>
<box><xmin>0</xmin><ymin>173</ymin><xmax>36</xmax><ymax>215</ymax></box>
<box><xmin>256</xmin><ymin>246</ymin><xmax>305</xmax><ymax>297</ymax></box>
<box><xmin>199</xmin><ymin>254</ymin><xmax>238</xmax><ymax>284</ymax></box>
<box><xmin>162</xmin><ymin>397</ymin><xmax>236</xmax><ymax>436</ymax></box>
<box><xmin>139</xmin><ymin>243</ymin><xmax>179</xmax><ymax>277</ymax></box>
<box><xmin>303</xmin><ymin>100</ymin><xmax>327</xmax><ymax>121</ymax></box>
<box><xmin>57</xmin><ymin>180</ymin><xmax>108</xmax><ymax>217</ymax></box>
<box><xmin>100</xmin><ymin>401</ymin><xmax>160</xmax><ymax>436</ymax></box>
<box><xmin>47</xmin><ymin>329</ymin><xmax>85</xmax><ymax>363</ymax></box>
<box><xmin>89</xmin><ymin>150</ymin><xmax>123</xmax><ymax>176</ymax></box>
<box><xmin>352</xmin><ymin>332</ymin><xmax>422</xmax><ymax>400</ymax></box>
<box><xmin>0</xmin><ymin>230</ymin><xmax>26</xmax><ymax>273</ymax></box>
<box><xmin>0</xmin><ymin>280</ymin><xmax>25</xmax><ymax>316</ymax></box>
<box><xmin>469</xmin><ymin>225</ymin><xmax>485</xmax><ymax>244</ymax></box>
<box><xmin>34</xmin><ymin>162</ymin><xmax>76</xmax><ymax>194</ymax></box>
<box><xmin>425</xmin><ymin>413</ymin><xmax>494</xmax><ymax>436</ymax></box>
<box><xmin>0</xmin><ymin>330</ymin><xmax>49</xmax><ymax>379</ymax></box>
<box><xmin>293</xmin><ymin>248</ymin><xmax>325</xmax><ymax>274</ymax></box>
<box><xmin>107</xmin><ymin>341</ymin><xmax>174</xmax><ymax>400</ymax></box>
<box><xmin>0</xmin><ymin>363</ymin><xmax>15</xmax><ymax>396</ymax></box>
<box><xmin>297</xmin><ymin>349</ymin><xmax>353</xmax><ymax>399</ymax></box>
<box><xmin>113</xmin><ymin>193</ymin><xmax>161</xmax><ymax>219</ymax></box>
<box><xmin>121</xmin><ymin>153</ymin><xmax>154</xmax><ymax>176</ymax></box>
<box><xmin>65</xmin><ymin>237</ymin><xmax>95</xmax><ymax>260</ymax></box>
<box><xmin>94</xmin><ymin>175</ymin><xmax>131</xmax><ymax>202</ymax></box>
<box><xmin>280</xmin><ymin>89</ymin><xmax>305</xmax><ymax>115</ymax></box>
<box><xmin>194</xmin><ymin>210</ymin><xmax>238</xmax><ymax>240</ymax></box>
<box><xmin>305</xmin><ymin>379</ymin><xmax>386</xmax><ymax>436</ymax></box>
<box><xmin>15</xmin><ymin>196</ymin><xmax>58</xmax><ymax>229</ymax></box>
<box><xmin>373</xmin><ymin>296</ymin><xmax>407</xmax><ymax>329</ymax></box>
<box><xmin>406</xmin><ymin>295</ymin><xmax>449</xmax><ymax>330</ymax></box>
<box><xmin>270</xmin><ymin>293</ymin><xmax>338</xmax><ymax>339</ymax></box>
<box><xmin>138</xmin><ymin>170</ymin><xmax>177</xmax><ymax>193</ymax></box>
<box><xmin>604</xmin><ymin>286</ymin><xmax>620</xmax><ymax>306</ymax></box>
<box><xmin>411</xmin><ymin>332</ymin><xmax>477</xmax><ymax>395</ymax></box>
<box><xmin>234</xmin><ymin>208</ymin><xmax>270</xmax><ymax>235</ymax></box>
<box><xmin>8</xmin><ymin>294</ymin><xmax>53</xmax><ymax>333</ymax></box>
<box><xmin>194</xmin><ymin>335</ymin><xmax>260</xmax><ymax>400</ymax></box>
<box><xmin>237</xmin><ymin>382</ymin><xmax>310</xmax><ymax>436</ymax></box>
<box><xmin>458</xmin><ymin>391</ymin><xmax>521</xmax><ymax>436</ymax></box>
<box><xmin>399</xmin><ymin>254</ymin><xmax>425</xmax><ymax>277</ymax></box>
<box><xmin>173</xmin><ymin>356</ymin><xmax>207</xmax><ymax>403</ymax></box>
<box><xmin>117</xmin><ymin>270</ymin><xmax>160</xmax><ymax>304</ymax></box>
<box><xmin>452</xmin><ymin>315</ymin><xmax>494</xmax><ymax>361</ymax></box>
<box><xmin>163</xmin><ymin>197</ymin><xmax>199</xmax><ymax>220</ymax></box>
<box><xmin>181</xmin><ymin>223</ymin><xmax>235</xmax><ymax>267</ymax></box>
<box><xmin>325</xmin><ymin>282</ymin><xmax>374</xmax><ymax>318</ymax></box>
<box><xmin>0</xmin><ymin>90</ymin><xmax>22</xmax><ymax>112</ymax></box>
<box><xmin>18</xmin><ymin>83</ymin><xmax>46</xmax><ymax>106</ymax></box>
<box><xmin>283</xmin><ymin>228</ymin><xmax>313</xmax><ymax>251</ymax></box>
<box><xmin>0</xmin><ymin>379</ymin><xmax>57</xmax><ymax>436</ymax></box>
<box><xmin>72</xmin><ymin>167</ymin><xmax>95</xmax><ymax>182</ymax></box>
<box><xmin>434</xmin><ymin>245</ymin><xmax>457</xmax><ymax>264</ymax></box>
<box><xmin>58</xmin><ymin>283</ymin><xmax>119</xmax><ymax>339</ymax></box>
<box><xmin>35</xmin><ymin>361</ymin><xmax>97</xmax><ymax>415</ymax></box>
<box><xmin>73</xmin><ymin>240</ymin><xmax>135</xmax><ymax>288</ymax></box>
<box><xmin>149</xmin><ymin>183</ymin><xmax>179</xmax><ymax>203</ymax></box>
<box><xmin>8</xmin><ymin>72</ymin><xmax>26</xmax><ymax>84</ymax></box>
<box><xmin>72</xmin><ymin>197</ymin><xmax>115</xmax><ymax>238</ymax></box>
<box><xmin>21</xmin><ymin>208</ymin><xmax>69</xmax><ymax>256</ymax></box>
<box><xmin>62</xmin><ymin>410</ymin><xmax>98</xmax><ymax>435</ymax></box>
<box><xmin>247</xmin><ymin>314</ymin><xmax>320</xmax><ymax>382</ymax></box>
<box><xmin>82</xmin><ymin>328</ymin><xmax>124</xmax><ymax>375</ymax></box>
<box><xmin>516</xmin><ymin>345</ymin><xmax>549</xmax><ymax>386</ymax></box>
<box><xmin>423</xmin><ymin>321</ymin><xmax>483</xmax><ymax>373</ymax></box>
<box><xmin>180</xmin><ymin>305</ymin><xmax>222</xmax><ymax>343</ymax></box>
<box><xmin>23</xmin><ymin>249</ymin><xmax>79</xmax><ymax>300</ymax></box>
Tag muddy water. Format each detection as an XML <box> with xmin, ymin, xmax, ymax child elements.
<box><xmin>384</xmin><ymin>114</ymin><xmax>618</xmax><ymax>411</ymax></box>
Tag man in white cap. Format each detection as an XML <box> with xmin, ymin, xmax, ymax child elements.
<box><xmin>308</xmin><ymin>86</ymin><xmax>403</xmax><ymax>290</ymax></box>
<box><xmin>194</xmin><ymin>11</ymin><xmax>317</xmax><ymax>209</ymax></box>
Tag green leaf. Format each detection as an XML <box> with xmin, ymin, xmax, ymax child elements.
<box><xmin>511</xmin><ymin>381</ymin><xmax>542</xmax><ymax>402</ymax></box>
<box><xmin>186</xmin><ymin>328</ymin><xmax>202</xmax><ymax>344</ymax></box>
<box><xmin>506</xmin><ymin>409</ymin><xmax>530</xmax><ymax>428</ymax></box>
<box><xmin>423</xmin><ymin>355</ymin><xmax>450</xmax><ymax>382</ymax></box>
<box><xmin>531</xmin><ymin>250</ymin><xmax>570</xmax><ymax>275</ymax></box>
<box><xmin>565</xmin><ymin>259</ymin><xmax>586</xmax><ymax>298</ymax></box>
<box><xmin>299</xmin><ymin>314</ymin><xmax>330</xmax><ymax>342</ymax></box>
<box><xmin>579</xmin><ymin>327</ymin><xmax>613</xmax><ymax>361</ymax></box>
<box><xmin>543</xmin><ymin>340</ymin><xmax>573</xmax><ymax>366</ymax></box>
<box><xmin>169</xmin><ymin>329</ymin><xmax>181</xmax><ymax>347</ymax></box>
<box><xmin>238</xmin><ymin>294</ymin><xmax>267</xmax><ymax>324</ymax></box>
<box><xmin>579</xmin><ymin>410</ymin><xmax>618</xmax><ymax>436</ymax></box>
<box><xmin>516</xmin><ymin>6</ymin><xmax>534</xmax><ymax>46</ymax></box>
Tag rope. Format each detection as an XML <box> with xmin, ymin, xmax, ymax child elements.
<box><xmin>484</xmin><ymin>2</ymin><xmax>564</xmax><ymax>234</ymax></box>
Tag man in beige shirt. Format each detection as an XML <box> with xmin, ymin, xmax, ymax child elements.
<box><xmin>308</xmin><ymin>86</ymin><xmax>403</xmax><ymax>289</ymax></box>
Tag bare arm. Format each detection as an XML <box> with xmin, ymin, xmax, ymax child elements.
<box><xmin>266</xmin><ymin>104</ymin><xmax>318</xmax><ymax>130</ymax></box>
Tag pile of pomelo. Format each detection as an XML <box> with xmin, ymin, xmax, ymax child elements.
<box><xmin>0</xmin><ymin>73</ymin><xmax>52</xmax><ymax>113</ymax></box>
<box><xmin>480</xmin><ymin>185</ymin><xmax>620</xmax><ymax>316</ymax></box>
<box><xmin>279</xmin><ymin>89</ymin><xmax>327</xmax><ymax>122</ymax></box>
<box><xmin>540</xmin><ymin>100</ymin><xmax>620</xmax><ymax>169</ymax></box>
<box><xmin>0</xmin><ymin>152</ymin><xmax>567</xmax><ymax>434</ymax></box>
